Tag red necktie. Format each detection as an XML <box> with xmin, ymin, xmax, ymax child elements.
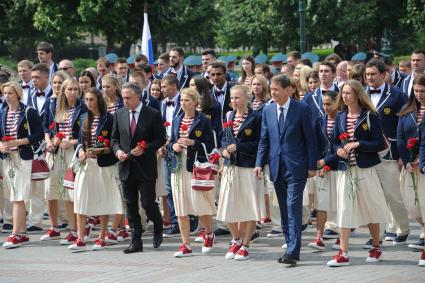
<box><xmin>130</xmin><ymin>111</ymin><xmax>136</xmax><ymax>137</ymax></box>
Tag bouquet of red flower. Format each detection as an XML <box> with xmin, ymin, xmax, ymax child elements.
<box><xmin>93</xmin><ymin>136</ymin><xmax>110</xmax><ymax>148</ymax></box>
<box><xmin>223</xmin><ymin>120</ymin><xmax>235</xmax><ymax>151</ymax></box>
<box><xmin>55</xmin><ymin>132</ymin><xmax>66</xmax><ymax>140</ymax></box>
<box><xmin>322</xmin><ymin>165</ymin><xmax>331</xmax><ymax>172</ymax></box>
<box><xmin>406</xmin><ymin>137</ymin><xmax>419</xmax><ymax>205</ymax></box>
<box><xmin>338</xmin><ymin>131</ymin><xmax>360</xmax><ymax>202</ymax></box>
<box><xmin>1</xmin><ymin>136</ymin><xmax>15</xmax><ymax>142</ymax></box>
<box><xmin>137</xmin><ymin>140</ymin><xmax>147</xmax><ymax>150</ymax></box>
<box><xmin>180</xmin><ymin>124</ymin><xmax>188</xmax><ymax>132</ymax></box>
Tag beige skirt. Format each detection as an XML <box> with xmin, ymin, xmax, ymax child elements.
<box><xmin>400</xmin><ymin>168</ymin><xmax>425</xmax><ymax>220</ymax></box>
<box><xmin>155</xmin><ymin>154</ymin><xmax>167</xmax><ymax>197</ymax></box>
<box><xmin>336</xmin><ymin>166</ymin><xmax>390</xmax><ymax>228</ymax></box>
<box><xmin>171</xmin><ymin>150</ymin><xmax>216</xmax><ymax>217</ymax></box>
<box><xmin>314</xmin><ymin>171</ymin><xmax>337</xmax><ymax>212</ymax></box>
<box><xmin>2</xmin><ymin>152</ymin><xmax>32</xmax><ymax>202</ymax></box>
<box><xmin>44</xmin><ymin>148</ymin><xmax>75</xmax><ymax>201</ymax></box>
<box><xmin>216</xmin><ymin>166</ymin><xmax>266</xmax><ymax>222</ymax></box>
<box><xmin>73</xmin><ymin>158</ymin><xmax>123</xmax><ymax>216</ymax></box>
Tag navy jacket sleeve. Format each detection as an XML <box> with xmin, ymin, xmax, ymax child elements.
<box><xmin>255</xmin><ymin>108</ymin><xmax>270</xmax><ymax>168</ymax></box>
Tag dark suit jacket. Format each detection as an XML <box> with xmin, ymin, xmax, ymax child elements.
<box><xmin>211</xmin><ymin>82</ymin><xmax>236</xmax><ymax>120</ymax></box>
<box><xmin>397</xmin><ymin>111</ymin><xmax>423</xmax><ymax>166</ymax></box>
<box><xmin>111</xmin><ymin>104</ymin><xmax>166</xmax><ymax>181</ymax></box>
<box><xmin>163</xmin><ymin>65</ymin><xmax>195</xmax><ymax>91</ymax></box>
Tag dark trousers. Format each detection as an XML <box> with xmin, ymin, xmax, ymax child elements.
<box><xmin>273</xmin><ymin>164</ymin><xmax>306</xmax><ymax>259</ymax></box>
<box><xmin>122</xmin><ymin>169</ymin><xmax>163</xmax><ymax>242</ymax></box>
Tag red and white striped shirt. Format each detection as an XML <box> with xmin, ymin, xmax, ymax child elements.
<box><xmin>233</xmin><ymin>113</ymin><xmax>248</xmax><ymax>137</ymax></box>
<box><xmin>179</xmin><ymin>117</ymin><xmax>193</xmax><ymax>138</ymax></box>
<box><xmin>5</xmin><ymin>110</ymin><xmax>19</xmax><ymax>150</ymax></box>
<box><xmin>327</xmin><ymin>118</ymin><xmax>335</xmax><ymax>139</ymax></box>
<box><xmin>417</xmin><ymin>105</ymin><xmax>425</xmax><ymax>124</ymax></box>
<box><xmin>90</xmin><ymin>117</ymin><xmax>100</xmax><ymax>145</ymax></box>
<box><xmin>58</xmin><ymin>107</ymin><xmax>75</xmax><ymax>140</ymax></box>
<box><xmin>251</xmin><ymin>99</ymin><xmax>263</xmax><ymax>111</ymax></box>
<box><xmin>107</xmin><ymin>103</ymin><xmax>119</xmax><ymax>114</ymax></box>
<box><xmin>346</xmin><ymin>115</ymin><xmax>359</xmax><ymax>166</ymax></box>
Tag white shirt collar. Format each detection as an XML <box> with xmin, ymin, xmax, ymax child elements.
<box><xmin>276</xmin><ymin>97</ymin><xmax>291</xmax><ymax>111</ymax></box>
<box><xmin>129</xmin><ymin>101</ymin><xmax>143</xmax><ymax>114</ymax></box>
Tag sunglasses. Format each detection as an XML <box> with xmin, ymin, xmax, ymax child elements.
<box><xmin>59</xmin><ymin>67</ymin><xmax>72</xmax><ymax>71</ymax></box>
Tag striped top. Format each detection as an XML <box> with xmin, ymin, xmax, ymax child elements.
<box><xmin>90</xmin><ymin>117</ymin><xmax>100</xmax><ymax>145</ymax></box>
<box><xmin>417</xmin><ymin>105</ymin><xmax>425</xmax><ymax>124</ymax></box>
<box><xmin>106</xmin><ymin>103</ymin><xmax>119</xmax><ymax>114</ymax></box>
<box><xmin>233</xmin><ymin>113</ymin><xmax>248</xmax><ymax>137</ymax></box>
<box><xmin>327</xmin><ymin>118</ymin><xmax>336</xmax><ymax>138</ymax></box>
<box><xmin>346</xmin><ymin>115</ymin><xmax>359</xmax><ymax>166</ymax></box>
<box><xmin>5</xmin><ymin>110</ymin><xmax>19</xmax><ymax>151</ymax></box>
<box><xmin>251</xmin><ymin>99</ymin><xmax>263</xmax><ymax>111</ymax></box>
<box><xmin>179</xmin><ymin>116</ymin><xmax>193</xmax><ymax>138</ymax></box>
<box><xmin>58</xmin><ymin>107</ymin><xmax>75</xmax><ymax>140</ymax></box>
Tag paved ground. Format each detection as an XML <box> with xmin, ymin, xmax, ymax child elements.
<box><xmin>0</xmin><ymin>220</ymin><xmax>424</xmax><ymax>283</ymax></box>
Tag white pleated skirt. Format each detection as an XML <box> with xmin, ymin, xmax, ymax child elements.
<box><xmin>171</xmin><ymin>150</ymin><xmax>216</xmax><ymax>217</ymax></box>
<box><xmin>314</xmin><ymin>171</ymin><xmax>337</xmax><ymax>212</ymax></box>
<box><xmin>336</xmin><ymin>166</ymin><xmax>390</xmax><ymax>228</ymax></box>
<box><xmin>216</xmin><ymin>166</ymin><xmax>266</xmax><ymax>222</ymax></box>
<box><xmin>400</xmin><ymin>168</ymin><xmax>425</xmax><ymax>220</ymax></box>
<box><xmin>44</xmin><ymin>148</ymin><xmax>75</xmax><ymax>201</ymax></box>
<box><xmin>2</xmin><ymin>152</ymin><xmax>32</xmax><ymax>202</ymax></box>
<box><xmin>155</xmin><ymin>154</ymin><xmax>167</xmax><ymax>197</ymax></box>
<box><xmin>73</xmin><ymin>158</ymin><xmax>123</xmax><ymax>216</ymax></box>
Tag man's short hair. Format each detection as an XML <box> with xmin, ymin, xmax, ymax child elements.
<box><xmin>299</xmin><ymin>58</ymin><xmax>313</xmax><ymax>68</ymax></box>
<box><xmin>210</xmin><ymin>61</ymin><xmax>227</xmax><ymax>74</ymax></box>
<box><xmin>96</xmin><ymin>57</ymin><xmax>111</xmax><ymax>67</ymax></box>
<box><xmin>412</xmin><ymin>49</ymin><xmax>425</xmax><ymax>57</ymax></box>
<box><xmin>319</xmin><ymin>61</ymin><xmax>336</xmax><ymax>73</ymax></box>
<box><xmin>201</xmin><ymin>49</ymin><xmax>217</xmax><ymax>58</ymax></box>
<box><xmin>324</xmin><ymin>53</ymin><xmax>342</xmax><ymax>65</ymax></box>
<box><xmin>287</xmin><ymin>51</ymin><xmax>301</xmax><ymax>60</ymax></box>
<box><xmin>158</xmin><ymin>53</ymin><xmax>169</xmax><ymax>62</ymax></box>
<box><xmin>399</xmin><ymin>60</ymin><xmax>411</xmax><ymax>68</ymax></box>
<box><xmin>271</xmin><ymin>74</ymin><xmax>292</xmax><ymax>88</ymax></box>
<box><xmin>31</xmin><ymin>63</ymin><xmax>50</xmax><ymax>75</ymax></box>
<box><xmin>17</xmin><ymin>60</ymin><xmax>34</xmax><ymax>70</ymax></box>
<box><xmin>115</xmin><ymin>58</ymin><xmax>127</xmax><ymax>65</ymax></box>
<box><xmin>162</xmin><ymin>75</ymin><xmax>179</xmax><ymax>89</ymax></box>
<box><xmin>170</xmin><ymin>47</ymin><xmax>184</xmax><ymax>58</ymax></box>
<box><xmin>129</xmin><ymin>70</ymin><xmax>147</xmax><ymax>82</ymax></box>
<box><xmin>365</xmin><ymin>58</ymin><xmax>387</xmax><ymax>74</ymax></box>
<box><xmin>134</xmin><ymin>63</ymin><xmax>152</xmax><ymax>74</ymax></box>
<box><xmin>135</xmin><ymin>54</ymin><xmax>148</xmax><ymax>64</ymax></box>
<box><xmin>36</xmin><ymin>42</ymin><xmax>54</xmax><ymax>54</ymax></box>
<box><xmin>122</xmin><ymin>82</ymin><xmax>143</xmax><ymax>97</ymax></box>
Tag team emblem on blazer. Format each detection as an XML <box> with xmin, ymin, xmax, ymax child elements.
<box><xmin>362</xmin><ymin>123</ymin><xmax>368</xmax><ymax>131</ymax></box>
<box><xmin>23</xmin><ymin>123</ymin><xmax>28</xmax><ymax>130</ymax></box>
<box><xmin>195</xmin><ymin>130</ymin><xmax>202</xmax><ymax>137</ymax></box>
<box><xmin>101</xmin><ymin>130</ymin><xmax>108</xmax><ymax>136</ymax></box>
<box><xmin>205</xmin><ymin>114</ymin><xmax>211</xmax><ymax>120</ymax></box>
<box><xmin>244</xmin><ymin>128</ymin><xmax>253</xmax><ymax>136</ymax></box>
<box><xmin>384</xmin><ymin>107</ymin><xmax>391</xmax><ymax>115</ymax></box>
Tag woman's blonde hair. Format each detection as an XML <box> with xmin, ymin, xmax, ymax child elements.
<box><xmin>1</xmin><ymin>80</ymin><xmax>23</xmax><ymax>101</ymax></box>
<box><xmin>336</xmin><ymin>79</ymin><xmax>377</xmax><ymax>113</ymax></box>
<box><xmin>55</xmin><ymin>78</ymin><xmax>81</xmax><ymax>123</ymax></box>
<box><xmin>298</xmin><ymin>65</ymin><xmax>313</xmax><ymax>92</ymax></box>
<box><xmin>51</xmin><ymin>70</ymin><xmax>70</xmax><ymax>94</ymax></box>
<box><xmin>181</xmin><ymin>87</ymin><xmax>199</xmax><ymax>104</ymax></box>
<box><xmin>251</xmin><ymin>74</ymin><xmax>271</xmax><ymax>101</ymax></box>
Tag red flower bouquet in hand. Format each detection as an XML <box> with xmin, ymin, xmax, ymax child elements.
<box><xmin>137</xmin><ymin>140</ymin><xmax>147</xmax><ymax>150</ymax></box>
<box><xmin>55</xmin><ymin>132</ymin><xmax>66</xmax><ymax>140</ymax></box>
<box><xmin>49</xmin><ymin>122</ymin><xmax>56</xmax><ymax>131</ymax></box>
<box><xmin>1</xmin><ymin>136</ymin><xmax>15</xmax><ymax>142</ymax></box>
<box><xmin>223</xmin><ymin>121</ymin><xmax>234</xmax><ymax>128</ymax></box>
<box><xmin>180</xmin><ymin>124</ymin><xmax>188</xmax><ymax>132</ymax></box>
<box><xmin>338</xmin><ymin>132</ymin><xmax>350</xmax><ymax>141</ymax></box>
<box><xmin>94</xmin><ymin>136</ymin><xmax>110</xmax><ymax>148</ymax></box>
<box><xmin>322</xmin><ymin>165</ymin><xmax>331</xmax><ymax>172</ymax></box>
<box><xmin>406</xmin><ymin>137</ymin><xmax>419</xmax><ymax>205</ymax></box>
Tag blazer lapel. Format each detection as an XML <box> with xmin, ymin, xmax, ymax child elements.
<box><xmin>281</xmin><ymin>100</ymin><xmax>294</xmax><ymax>138</ymax></box>
<box><xmin>312</xmin><ymin>89</ymin><xmax>324</xmax><ymax>116</ymax></box>
<box><xmin>17</xmin><ymin>104</ymin><xmax>26</xmax><ymax>131</ymax></box>
<box><xmin>122</xmin><ymin>109</ymin><xmax>131</xmax><ymax>140</ymax></box>
<box><xmin>174</xmin><ymin>114</ymin><xmax>184</xmax><ymax>139</ymax></box>
<box><xmin>188</xmin><ymin>112</ymin><xmax>201</xmax><ymax>134</ymax></box>
<box><xmin>339</xmin><ymin>111</ymin><xmax>348</xmax><ymax>133</ymax></box>
<box><xmin>375</xmin><ymin>84</ymin><xmax>391</xmax><ymax>111</ymax></box>
<box><xmin>354</xmin><ymin>111</ymin><xmax>367</xmax><ymax>133</ymax></box>
<box><xmin>95</xmin><ymin>115</ymin><xmax>107</xmax><ymax>138</ymax></box>
<box><xmin>1</xmin><ymin>106</ymin><xmax>8</xmax><ymax>136</ymax></box>
<box><xmin>237</xmin><ymin>109</ymin><xmax>253</xmax><ymax>138</ymax></box>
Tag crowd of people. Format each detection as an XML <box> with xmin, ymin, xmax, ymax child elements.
<box><xmin>0</xmin><ymin>41</ymin><xmax>425</xmax><ymax>268</ymax></box>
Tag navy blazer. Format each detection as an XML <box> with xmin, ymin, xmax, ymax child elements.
<box><xmin>393</xmin><ymin>69</ymin><xmax>406</xmax><ymax>89</ymax></box>
<box><xmin>397</xmin><ymin>111</ymin><xmax>423</xmax><ymax>166</ymax></box>
<box><xmin>401</xmin><ymin>75</ymin><xmax>412</xmax><ymax>97</ymax></box>
<box><xmin>142</xmin><ymin>90</ymin><xmax>160</xmax><ymax>111</ymax></box>
<box><xmin>333</xmin><ymin>110</ymin><xmax>385</xmax><ymax>170</ymax></box>
<box><xmin>256</xmin><ymin>99</ymin><xmax>317</xmax><ymax>181</ymax></box>
<box><xmin>419</xmin><ymin>122</ymin><xmax>425</xmax><ymax>172</ymax></box>
<box><xmin>211</xmin><ymin>82</ymin><xmax>235</xmax><ymax>121</ymax></box>
<box><xmin>202</xmin><ymin>100</ymin><xmax>223</xmax><ymax>148</ymax></box>
<box><xmin>161</xmin><ymin>95</ymin><xmax>183</xmax><ymax>122</ymax></box>
<box><xmin>27</xmin><ymin>88</ymin><xmax>53</xmax><ymax>118</ymax></box>
<box><xmin>302</xmin><ymin>85</ymin><xmax>340</xmax><ymax>123</ymax></box>
<box><xmin>222</xmin><ymin>108</ymin><xmax>261</xmax><ymax>168</ymax></box>
<box><xmin>163</xmin><ymin>65</ymin><xmax>195</xmax><ymax>91</ymax></box>
<box><xmin>366</xmin><ymin>83</ymin><xmax>407</xmax><ymax>160</ymax></box>
<box><xmin>42</xmin><ymin>96</ymin><xmax>57</xmax><ymax>133</ymax></box>
<box><xmin>78</xmin><ymin>113</ymin><xmax>118</xmax><ymax>167</ymax></box>
<box><xmin>168</xmin><ymin>111</ymin><xmax>213</xmax><ymax>172</ymax></box>
<box><xmin>0</xmin><ymin>103</ymin><xmax>43</xmax><ymax>160</ymax></box>
<box><xmin>317</xmin><ymin>114</ymin><xmax>338</xmax><ymax>170</ymax></box>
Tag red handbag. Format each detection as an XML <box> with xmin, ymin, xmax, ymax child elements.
<box><xmin>191</xmin><ymin>143</ymin><xmax>217</xmax><ymax>191</ymax></box>
<box><xmin>63</xmin><ymin>144</ymin><xmax>83</xmax><ymax>190</ymax></box>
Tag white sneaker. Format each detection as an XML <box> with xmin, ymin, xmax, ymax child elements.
<box><xmin>68</xmin><ymin>239</ymin><xmax>87</xmax><ymax>250</ymax></box>
<box><xmin>234</xmin><ymin>246</ymin><xmax>250</xmax><ymax>261</ymax></box>
<box><xmin>282</xmin><ymin>243</ymin><xmax>287</xmax><ymax>249</ymax></box>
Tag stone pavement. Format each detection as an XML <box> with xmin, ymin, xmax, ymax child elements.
<box><xmin>0</xmin><ymin>220</ymin><xmax>424</xmax><ymax>283</ymax></box>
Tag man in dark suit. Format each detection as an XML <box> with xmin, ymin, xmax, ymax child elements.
<box><xmin>210</xmin><ymin>61</ymin><xmax>235</xmax><ymax>121</ymax></box>
<box><xmin>162</xmin><ymin>47</ymin><xmax>195</xmax><ymax>91</ymax></box>
<box><xmin>111</xmin><ymin>82</ymin><xmax>166</xmax><ymax>253</ymax></box>
<box><xmin>128</xmin><ymin>71</ymin><xmax>160</xmax><ymax>111</ymax></box>
<box><xmin>36</xmin><ymin>42</ymin><xmax>58</xmax><ymax>84</ymax></box>
<box><xmin>255</xmin><ymin>74</ymin><xmax>317</xmax><ymax>265</ymax></box>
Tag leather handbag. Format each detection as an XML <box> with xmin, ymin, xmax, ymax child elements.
<box><xmin>63</xmin><ymin>144</ymin><xmax>82</xmax><ymax>190</ymax></box>
<box><xmin>191</xmin><ymin>143</ymin><xmax>216</xmax><ymax>191</ymax></box>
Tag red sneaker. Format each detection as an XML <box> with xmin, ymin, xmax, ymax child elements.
<box><xmin>327</xmin><ymin>250</ymin><xmax>350</xmax><ymax>266</ymax></box>
<box><xmin>40</xmin><ymin>229</ymin><xmax>60</xmax><ymax>241</ymax></box>
<box><xmin>308</xmin><ymin>238</ymin><xmax>325</xmax><ymax>250</ymax></box>
<box><xmin>366</xmin><ymin>247</ymin><xmax>382</xmax><ymax>263</ymax></box>
<box><xmin>163</xmin><ymin>219</ymin><xmax>171</xmax><ymax>229</ymax></box>
<box><xmin>2</xmin><ymin>234</ymin><xmax>29</xmax><ymax>249</ymax></box>
<box><xmin>225</xmin><ymin>241</ymin><xmax>242</xmax><ymax>259</ymax></box>
<box><xmin>195</xmin><ymin>230</ymin><xmax>205</xmax><ymax>243</ymax></box>
<box><xmin>59</xmin><ymin>231</ymin><xmax>78</xmax><ymax>245</ymax></box>
<box><xmin>419</xmin><ymin>250</ymin><xmax>425</xmax><ymax>266</ymax></box>
<box><xmin>332</xmin><ymin>238</ymin><xmax>341</xmax><ymax>250</ymax></box>
<box><xmin>92</xmin><ymin>238</ymin><xmax>106</xmax><ymax>251</ymax></box>
<box><xmin>234</xmin><ymin>246</ymin><xmax>250</xmax><ymax>261</ymax></box>
<box><xmin>105</xmin><ymin>229</ymin><xmax>118</xmax><ymax>244</ymax></box>
<box><xmin>68</xmin><ymin>238</ymin><xmax>86</xmax><ymax>250</ymax></box>
<box><xmin>174</xmin><ymin>244</ymin><xmax>193</xmax><ymax>257</ymax></box>
<box><xmin>202</xmin><ymin>233</ymin><xmax>215</xmax><ymax>254</ymax></box>
<box><xmin>260</xmin><ymin>217</ymin><xmax>272</xmax><ymax>224</ymax></box>
<box><xmin>117</xmin><ymin>229</ymin><xmax>129</xmax><ymax>242</ymax></box>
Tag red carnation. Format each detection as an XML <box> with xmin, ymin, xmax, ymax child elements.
<box><xmin>103</xmin><ymin>139</ymin><xmax>110</xmax><ymax>147</ymax></box>
<box><xmin>180</xmin><ymin>124</ymin><xmax>189</xmax><ymax>132</ymax></box>
<box><xmin>223</xmin><ymin>121</ymin><xmax>234</xmax><ymax>128</ymax></box>
<box><xmin>323</xmin><ymin>165</ymin><xmax>331</xmax><ymax>172</ymax></box>
<box><xmin>49</xmin><ymin>122</ymin><xmax>56</xmax><ymax>130</ymax></box>
<box><xmin>406</xmin><ymin>143</ymin><xmax>415</xmax><ymax>150</ymax></box>
<box><xmin>407</xmin><ymin>137</ymin><xmax>418</xmax><ymax>146</ymax></box>
<box><xmin>212</xmin><ymin>153</ymin><xmax>220</xmax><ymax>163</ymax></box>
<box><xmin>137</xmin><ymin>140</ymin><xmax>147</xmax><ymax>150</ymax></box>
<box><xmin>163</xmin><ymin>122</ymin><xmax>171</xmax><ymax>127</ymax></box>
<box><xmin>339</xmin><ymin>132</ymin><xmax>349</xmax><ymax>141</ymax></box>
<box><xmin>98</xmin><ymin>136</ymin><xmax>105</xmax><ymax>143</ymax></box>
<box><xmin>1</xmin><ymin>136</ymin><xmax>15</xmax><ymax>142</ymax></box>
<box><xmin>55</xmin><ymin>132</ymin><xmax>66</xmax><ymax>139</ymax></box>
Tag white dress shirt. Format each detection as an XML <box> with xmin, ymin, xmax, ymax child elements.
<box><xmin>369</xmin><ymin>83</ymin><xmax>385</xmax><ymax>108</ymax></box>
<box><xmin>129</xmin><ymin>101</ymin><xmax>143</xmax><ymax>125</ymax></box>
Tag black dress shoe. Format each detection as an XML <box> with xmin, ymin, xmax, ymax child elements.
<box><xmin>278</xmin><ymin>255</ymin><xmax>298</xmax><ymax>265</ymax></box>
<box><xmin>153</xmin><ymin>233</ymin><xmax>163</xmax><ymax>248</ymax></box>
<box><xmin>123</xmin><ymin>241</ymin><xmax>143</xmax><ymax>254</ymax></box>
